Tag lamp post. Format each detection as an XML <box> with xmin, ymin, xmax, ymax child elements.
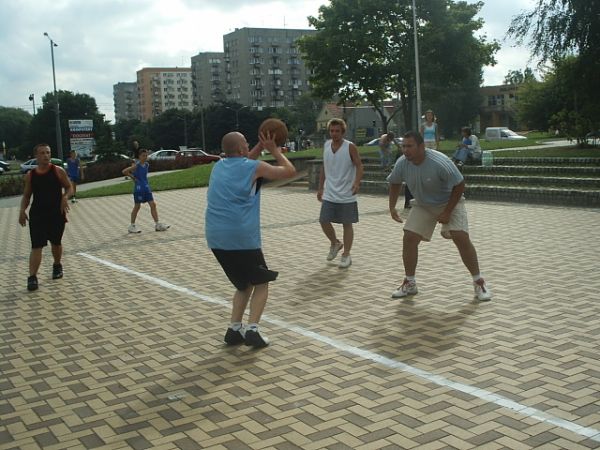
<box><xmin>28</xmin><ymin>94</ymin><xmax>36</xmax><ymax>116</ymax></box>
<box><xmin>225</xmin><ymin>105</ymin><xmax>249</xmax><ymax>130</ymax></box>
<box><xmin>43</xmin><ymin>32</ymin><xmax>63</xmax><ymax>160</ymax></box>
<box><xmin>411</xmin><ymin>0</ymin><xmax>422</xmax><ymax>130</ymax></box>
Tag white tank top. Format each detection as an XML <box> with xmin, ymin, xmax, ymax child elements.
<box><xmin>323</xmin><ymin>139</ymin><xmax>357</xmax><ymax>203</ymax></box>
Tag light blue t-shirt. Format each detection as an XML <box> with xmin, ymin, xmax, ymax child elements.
<box><xmin>387</xmin><ymin>148</ymin><xmax>464</xmax><ymax>206</ymax></box>
<box><xmin>205</xmin><ymin>157</ymin><xmax>261</xmax><ymax>250</ymax></box>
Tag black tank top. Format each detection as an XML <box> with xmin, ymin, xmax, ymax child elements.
<box><xmin>30</xmin><ymin>164</ymin><xmax>64</xmax><ymax>219</ymax></box>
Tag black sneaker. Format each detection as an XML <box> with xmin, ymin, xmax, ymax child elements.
<box><xmin>224</xmin><ymin>327</ymin><xmax>245</xmax><ymax>345</ymax></box>
<box><xmin>27</xmin><ymin>275</ymin><xmax>38</xmax><ymax>291</ymax></box>
<box><xmin>52</xmin><ymin>264</ymin><xmax>63</xmax><ymax>279</ymax></box>
<box><xmin>244</xmin><ymin>329</ymin><xmax>270</xmax><ymax>348</ymax></box>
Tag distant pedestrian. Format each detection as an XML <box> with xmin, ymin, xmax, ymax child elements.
<box><xmin>205</xmin><ymin>131</ymin><xmax>296</xmax><ymax>348</ymax></box>
<box><xmin>378</xmin><ymin>132</ymin><xmax>400</xmax><ymax>169</ymax></box>
<box><xmin>317</xmin><ymin>118</ymin><xmax>364</xmax><ymax>269</ymax></box>
<box><xmin>18</xmin><ymin>143</ymin><xmax>73</xmax><ymax>291</ymax></box>
<box><xmin>122</xmin><ymin>148</ymin><xmax>169</xmax><ymax>233</ymax></box>
<box><xmin>66</xmin><ymin>150</ymin><xmax>84</xmax><ymax>203</ymax></box>
<box><xmin>452</xmin><ymin>127</ymin><xmax>481</xmax><ymax>167</ymax></box>
<box><xmin>387</xmin><ymin>131</ymin><xmax>492</xmax><ymax>301</ymax></box>
<box><xmin>420</xmin><ymin>109</ymin><xmax>440</xmax><ymax>150</ymax></box>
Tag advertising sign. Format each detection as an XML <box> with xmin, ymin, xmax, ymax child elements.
<box><xmin>69</xmin><ymin>119</ymin><xmax>95</xmax><ymax>157</ymax></box>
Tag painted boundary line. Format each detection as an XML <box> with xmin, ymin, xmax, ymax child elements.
<box><xmin>78</xmin><ymin>252</ymin><xmax>600</xmax><ymax>443</ymax></box>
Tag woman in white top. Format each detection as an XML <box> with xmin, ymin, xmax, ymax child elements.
<box><xmin>420</xmin><ymin>110</ymin><xmax>439</xmax><ymax>150</ymax></box>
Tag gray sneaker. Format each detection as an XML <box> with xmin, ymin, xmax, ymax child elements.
<box><xmin>392</xmin><ymin>279</ymin><xmax>418</xmax><ymax>298</ymax></box>
<box><xmin>326</xmin><ymin>242</ymin><xmax>343</xmax><ymax>261</ymax></box>
<box><xmin>338</xmin><ymin>255</ymin><xmax>352</xmax><ymax>269</ymax></box>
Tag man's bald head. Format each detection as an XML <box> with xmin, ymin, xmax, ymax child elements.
<box><xmin>221</xmin><ymin>132</ymin><xmax>246</xmax><ymax>156</ymax></box>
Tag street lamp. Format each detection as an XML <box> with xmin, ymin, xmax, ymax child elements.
<box><xmin>28</xmin><ymin>94</ymin><xmax>36</xmax><ymax>116</ymax></box>
<box><xmin>411</xmin><ymin>0</ymin><xmax>423</xmax><ymax>130</ymax></box>
<box><xmin>225</xmin><ymin>105</ymin><xmax>249</xmax><ymax>130</ymax></box>
<box><xmin>43</xmin><ymin>32</ymin><xmax>63</xmax><ymax>160</ymax></box>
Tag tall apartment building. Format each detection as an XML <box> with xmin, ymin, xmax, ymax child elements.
<box><xmin>113</xmin><ymin>82</ymin><xmax>139</xmax><ymax>122</ymax></box>
<box><xmin>191</xmin><ymin>52</ymin><xmax>226</xmax><ymax>108</ymax></box>
<box><xmin>223</xmin><ymin>27</ymin><xmax>316</xmax><ymax>109</ymax></box>
<box><xmin>136</xmin><ymin>67</ymin><xmax>193</xmax><ymax>121</ymax></box>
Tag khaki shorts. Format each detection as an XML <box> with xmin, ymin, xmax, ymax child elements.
<box><xmin>404</xmin><ymin>198</ymin><xmax>469</xmax><ymax>241</ymax></box>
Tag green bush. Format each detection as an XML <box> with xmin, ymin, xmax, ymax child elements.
<box><xmin>0</xmin><ymin>174</ymin><xmax>24</xmax><ymax>197</ymax></box>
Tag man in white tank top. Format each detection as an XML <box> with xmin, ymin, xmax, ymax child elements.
<box><xmin>317</xmin><ymin>118</ymin><xmax>364</xmax><ymax>268</ymax></box>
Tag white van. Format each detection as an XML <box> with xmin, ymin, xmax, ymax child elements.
<box><xmin>485</xmin><ymin>127</ymin><xmax>526</xmax><ymax>141</ymax></box>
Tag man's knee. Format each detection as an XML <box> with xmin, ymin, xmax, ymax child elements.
<box><xmin>403</xmin><ymin>229</ymin><xmax>422</xmax><ymax>245</ymax></box>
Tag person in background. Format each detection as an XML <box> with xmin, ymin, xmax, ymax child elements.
<box><xmin>420</xmin><ymin>109</ymin><xmax>440</xmax><ymax>150</ymax></box>
<box><xmin>378</xmin><ymin>131</ymin><xmax>400</xmax><ymax>169</ymax></box>
<box><xmin>452</xmin><ymin>127</ymin><xmax>481</xmax><ymax>167</ymax></box>
<box><xmin>66</xmin><ymin>150</ymin><xmax>84</xmax><ymax>203</ymax></box>
<box><xmin>122</xmin><ymin>148</ymin><xmax>170</xmax><ymax>233</ymax></box>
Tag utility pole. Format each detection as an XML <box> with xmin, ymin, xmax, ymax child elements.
<box><xmin>44</xmin><ymin>32</ymin><xmax>64</xmax><ymax>160</ymax></box>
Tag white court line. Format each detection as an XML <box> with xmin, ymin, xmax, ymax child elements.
<box><xmin>78</xmin><ymin>252</ymin><xmax>600</xmax><ymax>443</ymax></box>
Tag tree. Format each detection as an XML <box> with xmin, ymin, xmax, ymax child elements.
<box><xmin>507</xmin><ymin>0</ymin><xmax>600</xmax><ymax>62</ymax></box>
<box><xmin>508</xmin><ymin>1</ymin><xmax>600</xmax><ymax>143</ymax></box>
<box><xmin>503</xmin><ymin>68</ymin><xmax>536</xmax><ymax>85</ymax></box>
<box><xmin>0</xmin><ymin>107</ymin><xmax>32</xmax><ymax>157</ymax></box>
<box><xmin>298</xmin><ymin>0</ymin><xmax>498</xmax><ymax>135</ymax></box>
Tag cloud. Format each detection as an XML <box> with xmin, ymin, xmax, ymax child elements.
<box><xmin>0</xmin><ymin>0</ymin><xmax>539</xmax><ymax>121</ymax></box>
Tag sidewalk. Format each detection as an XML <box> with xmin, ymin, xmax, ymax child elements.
<box><xmin>1</xmin><ymin>186</ymin><xmax>599</xmax><ymax>448</ymax></box>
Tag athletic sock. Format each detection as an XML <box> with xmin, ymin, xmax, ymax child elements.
<box><xmin>472</xmin><ymin>274</ymin><xmax>482</xmax><ymax>282</ymax></box>
<box><xmin>247</xmin><ymin>323</ymin><xmax>259</xmax><ymax>332</ymax></box>
<box><xmin>406</xmin><ymin>276</ymin><xmax>416</xmax><ymax>282</ymax></box>
<box><xmin>230</xmin><ymin>322</ymin><xmax>243</xmax><ymax>331</ymax></box>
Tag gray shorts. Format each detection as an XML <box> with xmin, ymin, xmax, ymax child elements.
<box><xmin>319</xmin><ymin>200</ymin><xmax>359</xmax><ymax>224</ymax></box>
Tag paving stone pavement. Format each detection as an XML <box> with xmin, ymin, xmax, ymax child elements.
<box><xmin>1</xmin><ymin>186</ymin><xmax>600</xmax><ymax>449</ymax></box>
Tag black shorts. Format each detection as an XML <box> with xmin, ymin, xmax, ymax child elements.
<box><xmin>211</xmin><ymin>249</ymin><xmax>278</xmax><ymax>291</ymax></box>
<box><xmin>29</xmin><ymin>215</ymin><xmax>66</xmax><ymax>249</ymax></box>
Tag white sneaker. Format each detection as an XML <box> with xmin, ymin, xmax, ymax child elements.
<box><xmin>128</xmin><ymin>224</ymin><xmax>141</xmax><ymax>233</ymax></box>
<box><xmin>326</xmin><ymin>242</ymin><xmax>343</xmax><ymax>261</ymax></box>
<box><xmin>474</xmin><ymin>279</ymin><xmax>492</xmax><ymax>301</ymax></box>
<box><xmin>155</xmin><ymin>222</ymin><xmax>170</xmax><ymax>232</ymax></box>
<box><xmin>392</xmin><ymin>279</ymin><xmax>418</xmax><ymax>298</ymax></box>
<box><xmin>338</xmin><ymin>255</ymin><xmax>352</xmax><ymax>269</ymax></box>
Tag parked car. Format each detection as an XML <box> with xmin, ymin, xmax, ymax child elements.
<box><xmin>177</xmin><ymin>148</ymin><xmax>221</xmax><ymax>164</ymax></box>
<box><xmin>0</xmin><ymin>160</ymin><xmax>10</xmax><ymax>173</ymax></box>
<box><xmin>365</xmin><ymin>137</ymin><xmax>403</xmax><ymax>146</ymax></box>
<box><xmin>485</xmin><ymin>127</ymin><xmax>527</xmax><ymax>141</ymax></box>
<box><xmin>86</xmin><ymin>153</ymin><xmax>132</xmax><ymax>166</ymax></box>
<box><xmin>20</xmin><ymin>158</ymin><xmax>66</xmax><ymax>174</ymax></box>
<box><xmin>148</xmin><ymin>149</ymin><xmax>179</xmax><ymax>161</ymax></box>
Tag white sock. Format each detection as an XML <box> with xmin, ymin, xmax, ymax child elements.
<box><xmin>406</xmin><ymin>276</ymin><xmax>416</xmax><ymax>282</ymax></box>
<box><xmin>230</xmin><ymin>322</ymin><xmax>242</xmax><ymax>331</ymax></box>
<box><xmin>247</xmin><ymin>323</ymin><xmax>259</xmax><ymax>331</ymax></box>
<box><xmin>473</xmin><ymin>274</ymin><xmax>482</xmax><ymax>282</ymax></box>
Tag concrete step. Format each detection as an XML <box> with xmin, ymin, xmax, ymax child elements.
<box><xmin>460</xmin><ymin>165</ymin><xmax>600</xmax><ymax>176</ymax></box>
<box><xmin>358</xmin><ymin>180</ymin><xmax>600</xmax><ymax>207</ymax></box>
<box><xmin>464</xmin><ymin>175</ymin><xmax>600</xmax><ymax>189</ymax></box>
<box><xmin>491</xmin><ymin>157</ymin><xmax>600</xmax><ymax>166</ymax></box>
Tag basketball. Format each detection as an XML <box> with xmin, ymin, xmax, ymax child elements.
<box><xmin>259</xmin><ymin>118</ymin><xmax>288</xmax><ymax>147</ymax></box>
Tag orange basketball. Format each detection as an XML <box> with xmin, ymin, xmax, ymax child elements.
<box><xmin>259</xmin><ymin>118</ymin><xmax>288</xmax><ymax>147</ymax></box>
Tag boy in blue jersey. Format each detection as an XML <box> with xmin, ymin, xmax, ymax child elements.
<box><xmin>205</xmin><ymin>131</ymin><xmax>296</xmax><ymax>348</ymax></box>
<box><xmin>122</xmin><ymin>149</ymin><xmax>169</xmax><ymax>233</ymax></box>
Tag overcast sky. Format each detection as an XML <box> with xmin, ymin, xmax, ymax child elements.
<box><xmin>0</xmin><ymin>0</ymin><xmax>537</xmax><ymax>122</ymax></box>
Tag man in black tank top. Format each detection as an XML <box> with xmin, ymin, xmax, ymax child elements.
<box><xmin>19</xmin><ymin>144</ymin><xmax>73</xmax><ymax>291</ymax></box>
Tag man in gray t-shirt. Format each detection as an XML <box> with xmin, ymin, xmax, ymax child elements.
<box><xmin>386</xmin><ymin>131</ymin><xmax>492</xmax><ymax>302</ymax></box>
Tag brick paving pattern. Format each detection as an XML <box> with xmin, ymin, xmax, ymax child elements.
<box><xmin>1</xmin><ymin>186</ymin><xmax>599</xmax><ymax>449</ymax></box>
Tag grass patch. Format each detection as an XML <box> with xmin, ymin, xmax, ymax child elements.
<box><xmin>77</xmin><ymin>163</ymin><xmax>215</xmax><ymax>199</ymax></box>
